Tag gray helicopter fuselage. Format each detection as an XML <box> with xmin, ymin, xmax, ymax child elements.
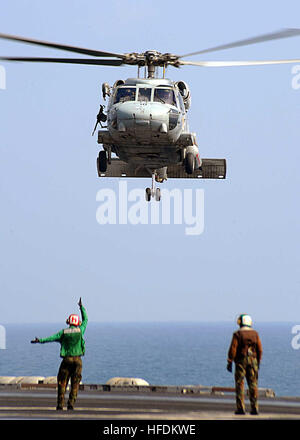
<box><xmin>105</xmin><ymin>77</ymin><xmax>192</xmax><ymax>169</ymax></box>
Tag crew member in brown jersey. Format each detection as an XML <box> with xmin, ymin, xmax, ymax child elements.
<box><xmin>227</xmin><ymin>314</ymin><xmax>263</xmax><ymax>415</ymax></box>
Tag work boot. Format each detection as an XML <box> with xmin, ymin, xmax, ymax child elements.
<box><xmin>56</xmin><ymin>405</ymin><xmax>63</xmax><ymax>411</ymax></box>
<box><xmin>250</xmin><ymin>408</ymin><xmax>259</xmax><ymax>415</ymax></box>
<box><xmin>235</xmin><ymin>409</ymin><xmax>246</xmax><ymax>415</ymax></box>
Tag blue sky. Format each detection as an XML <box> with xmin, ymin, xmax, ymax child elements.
<box><xmin>0</xmin><ymin>0</ymin><xmax>300</xmax><ymax>323</ymax></box>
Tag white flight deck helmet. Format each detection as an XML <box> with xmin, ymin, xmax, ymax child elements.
<box><xmin>237</xmin><ymin>314</ymin><xmax>252</xmax><ymax>328</ymax></box>
<box><xmin>66</xmin><ymin>314</ymin><xmax>81</xmax><ymax>326</ymax></box>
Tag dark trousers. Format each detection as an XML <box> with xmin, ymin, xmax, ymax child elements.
<box><xmin>57</xmin><ymin>356</ymin><xmax>82</xmax><ymax>408</ymax></box>
<box><xmin>235</xmin><ymin>357</ymin><xmax>259</xmax><ymax>412</ymax></box>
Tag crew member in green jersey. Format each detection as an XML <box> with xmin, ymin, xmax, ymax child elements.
<box><xmin>31</xmin><ymin>298</ymin><xmax>88</xmax><ymax>410</ymax></box>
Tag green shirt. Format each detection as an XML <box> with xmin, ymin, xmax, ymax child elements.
<box><xmin>39</xmin><ymin>306</ymin><xmax>88</xmax><ymax>357</ymax></box>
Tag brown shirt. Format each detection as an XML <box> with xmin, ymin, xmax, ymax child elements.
<box><xmin>227</xmin><ymin>327</ymin><xmax>263</xmax><ymax>364</ymax></box>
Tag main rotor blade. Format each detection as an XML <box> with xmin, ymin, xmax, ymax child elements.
<box><xmin>179</xmin><ymin>58</ymin><xmax>300</xmax><ymax>67</ymax></box>
<box><xmin>0</xmin><ymin>32</ymin><xmax>124</xmax><ymax>59</ymax></box>
<box><xmin>179</xmin><ymin>28</ymin><xmax>300</xmax><ymax>58</ymax></box>
<box><xmin>0</xmin><ymin>56</ymin><xmax>124</xmax><ymax>66</ymax></box>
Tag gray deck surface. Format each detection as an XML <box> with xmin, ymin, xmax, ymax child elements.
<box><xmin>0</xmin><ymin>388</ymin><xmax>300</xmax><ymax>420</ymax></box>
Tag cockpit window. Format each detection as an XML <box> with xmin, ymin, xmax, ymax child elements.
<box><xmin>154</xmin><ymin>88</ymin><xmax>177</xmax><ymax>107</ymax></box>
<box><xmin>138</xmin><ymin>87</ymin><xmax>152</xmax><ymax>102</ymax></box>
<box><xmin>114</xmin><ymin>87</ymin><xmax>136</xmax><ymax>104</ymax></box>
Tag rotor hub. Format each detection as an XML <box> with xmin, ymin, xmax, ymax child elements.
<box><xmin>123</xmin><ymin>50</ymin><xmax>179</xmax><ymax>68</ymax></box>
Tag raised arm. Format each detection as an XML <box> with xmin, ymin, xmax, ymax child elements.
<box><xmin>78</xmin><ymin>297</ymin><xmax>88</xmax><ymax>335</ymax></box>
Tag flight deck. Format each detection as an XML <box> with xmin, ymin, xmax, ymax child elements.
<box><xmin>0</xmin><ymin>382</ymin><xmax>300</xmax><ymax>420</ymax></box>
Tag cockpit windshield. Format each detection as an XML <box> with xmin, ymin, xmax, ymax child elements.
<box><xmin>154</xmin><ymin>88</ymin><xmax>177</xmax><ymax>107</ymax></box>
<box><xmin>138</xmin><ymin>87</ymin><xmax>152</xmax><ymax>102</ymax></box>
<box><xmin>114</xmin><ymin>87</ymin><xmax>136</xmax><ymax>104</ymax></box>
<box><xmin>113</xmin><ymin>86</ymin><xmax>177</xmax><ymax>107</ymax></box>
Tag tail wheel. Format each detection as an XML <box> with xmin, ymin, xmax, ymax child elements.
<box><xmin>185</xmin><ymin>152</ymin><xmax>195</xmax><ymax>174</ymax></box>
<box><xmin>98</xmin><ymin>150</ymin><xmax>107</xmax><ymax>172</ymax></box>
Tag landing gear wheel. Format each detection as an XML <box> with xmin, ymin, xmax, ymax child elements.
<box><xmin>145</xmin><ymin>171</ymin><xmax>162</xmax><ymax>202</ymax></box>
<box><xmin>145</xmin><ymin>188</ymin><xmax>151</xmax><ymax>202</ymax></box>
<box><xmin>155</xmin><ymin>188</ymin><xmax>161</xmax><ymax>202</ymax></box>
<box><xmin>98</xmin><ymin>150</ymin><xmax>107</xmax><ymax>172</ymax></box>
<box><xmin>185</xmin><ymin>152</ymin><xmax>195</xmax><ymax>174</ymax></box>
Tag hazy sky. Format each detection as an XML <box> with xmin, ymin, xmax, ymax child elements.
<box><xmin>1</xmin><ymin>0</ymin><xmax>300</xmax><ymax>323</ymax></box>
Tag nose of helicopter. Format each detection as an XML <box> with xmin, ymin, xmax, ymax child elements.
<box><xmin>116</xmin><ymin>102</ymin><xmax>170</xmax><ymax>133</ymax></box>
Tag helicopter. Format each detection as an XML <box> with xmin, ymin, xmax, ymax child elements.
<box><xmin>1</xmin><ymin>29</ymin><xmax>300</xmax><ymax>201</ymax></box>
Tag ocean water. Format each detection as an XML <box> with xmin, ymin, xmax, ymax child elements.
<box><xmin>0</xmin><ymin>322</ymin><xmax>299</xmax><ymax>397</ymax></box>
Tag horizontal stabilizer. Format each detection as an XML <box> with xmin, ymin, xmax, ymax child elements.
<box><xmin>97</xmin><ymin>158</ymin><xmax>226</xmax><ymax>179</ymax></box>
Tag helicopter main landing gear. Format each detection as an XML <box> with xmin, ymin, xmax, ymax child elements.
<box><xmin>98</xmin><ymin>150</ymin><xmax>107</xmax><ymax>173</ymax></box>
<box><xmin>145</xmin><ymin>172</ymin><xmax>161</xmax><ymax>202</ymax></box>
<box><xmin>185</xmin><ymin>152</ymin><xmax>195</xmax><ymax>174</ymax></box>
